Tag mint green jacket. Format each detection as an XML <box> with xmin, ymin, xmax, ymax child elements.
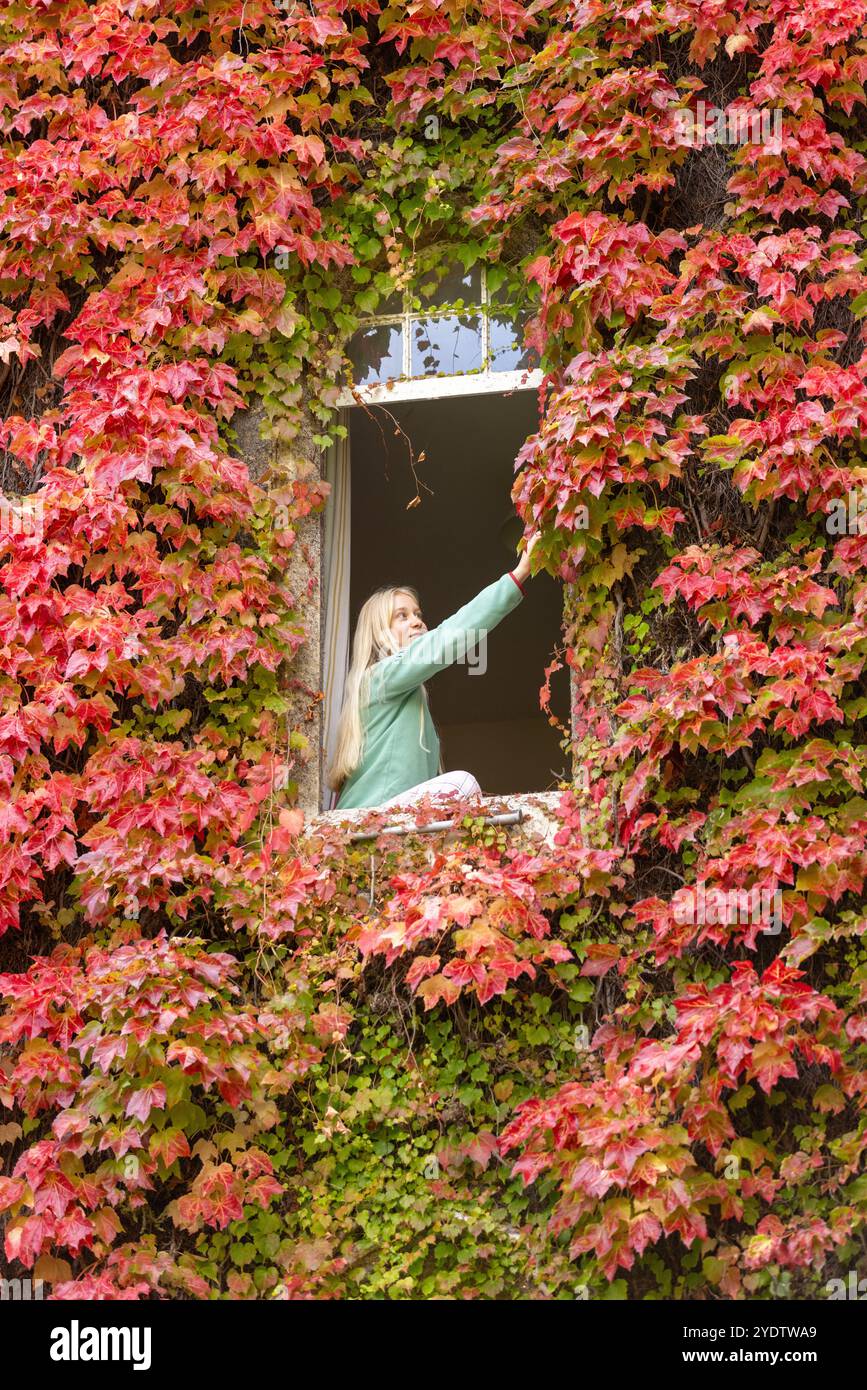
<box><xmin>334</xmin><ymin>571</ymin><xmax>525</xmax><ymax>810</ymax></box>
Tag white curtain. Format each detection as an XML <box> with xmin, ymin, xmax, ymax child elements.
<box><xmin>320</xmin><ymin>410</ymin><xmax>351</xmax><ymax>811</ymax></box>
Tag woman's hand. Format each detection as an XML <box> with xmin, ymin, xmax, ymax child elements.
<box><xmin>513</xmin><ymin>527</ymin><xmax>541</xmax><ymax>584</ymax></box>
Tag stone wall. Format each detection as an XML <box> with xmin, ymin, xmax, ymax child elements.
<box><xmin>236</xmin><ymin>394</ymin><xmax>327</xmax><ymax>813</ymax></box>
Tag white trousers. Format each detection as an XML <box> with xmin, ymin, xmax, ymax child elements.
<box><xmin>379</xmin><ymin>769</ymin><xmax>482</xmax><ymax>810</ymax></box>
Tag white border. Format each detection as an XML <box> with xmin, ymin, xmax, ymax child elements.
<box><xmin>335</xmin><ymin>366</ymin><xmax>543</xmax><ymax>407</ymax></box>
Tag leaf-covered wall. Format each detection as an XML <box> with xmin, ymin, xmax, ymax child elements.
<box><xmin>1</xmin><ymin>0</ymin><xmax>866</xmax><ymax>1300</ymax></box>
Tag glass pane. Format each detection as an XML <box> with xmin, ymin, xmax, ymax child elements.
<box><xmin>345</xmin><ymin>321</ymin><xmax>404</xmax><ymax>385</ymax></box>
<box><xmin>377</xmin><ymin>285</ymin><xmax>405</xmax><ymax>315</ymax></box>
<box><xmin>489</xmin><ymin>307</ymin><xmax>541</xmax><ymax>373</ymax></box>
<box><xmin>487</xmin><ymin>273</ymin><xmax>516</xmax><ymax>307</ymax></box>
<box><xmin>410</xmin><ymin>313</ymin><xmax>482</xmax><ymax>376</ymax></box>
<box><xmin>415</xmin><ymin>259</ymin><xmax>481</xmax><ymax>309</ymax></box>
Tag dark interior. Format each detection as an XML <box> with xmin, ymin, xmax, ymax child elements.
<box><xmin>347</xmin><ymin>391</ymin><xmax>571</xmax><ymax>795</ymax></box>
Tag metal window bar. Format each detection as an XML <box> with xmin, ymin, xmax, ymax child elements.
<box><xmin>348</xmin><ymin>806</ymin><xmax>524</xmax><ymax>842</ymax></box>
<box><xmin>481</xmin><ymin>264</ymin><xmax>489</xmax><ymax>368</ymax></box>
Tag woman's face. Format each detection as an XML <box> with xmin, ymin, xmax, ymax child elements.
<box><xmin>390</xmin><ymin>590</ymin><xmax>427</xmax><ymax>648</ymax></box>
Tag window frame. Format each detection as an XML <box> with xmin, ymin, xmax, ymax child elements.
<box><xmin>335</xmin><ymin>264</ymin><xmax>543</xmax><ymax>407</ymax></box>
<box><xmin>318</xmin><ymin>383</ymin><xmax>577</xmax><ymax>813</ymax></box>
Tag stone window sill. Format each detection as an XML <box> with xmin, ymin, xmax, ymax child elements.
<box><xmin>310</xmin><ymin>789</ymin><xmax>566</xmax><ymax>849</ymax></box>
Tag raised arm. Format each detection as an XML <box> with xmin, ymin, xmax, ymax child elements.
<box><xmin>368</xmin><ymin>570</ymin><xmax>525</xmax><ymax>703</ymax></box>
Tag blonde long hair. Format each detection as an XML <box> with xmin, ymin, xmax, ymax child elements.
<box><xmin>327</xmin><ymin>584</ymin><xmax>446</xmax><ymax>794</ymax></box>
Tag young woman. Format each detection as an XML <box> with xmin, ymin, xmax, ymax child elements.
<box><xmin>327</xmin><ymin>530</ymin><xmax>541</xmax><ymax>811</ymax></box>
